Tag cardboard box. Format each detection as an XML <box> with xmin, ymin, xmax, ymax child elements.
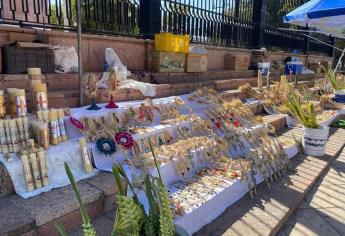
<box><xmin>149</xmin><ymin>52</ymin><xmax>185</xmax><ymax>73</ymax></box>
<box><xmin>309</xmin><ymin>62</ymin><xmax>321</xmax><ymax>73</ymax></box>
<box><xmin>186</xmin><ymin>53</ymin><xmax>207</xmax><ymax>72</ymax></box>
<box><xmin>250</xmin><ymin>49</ymin><xmax>269</xmax><ymax>69</ymax></box>
<box><xmin>224</xmin><ymin>54</ymin><xmax>250</xmax><ymax>71</ymax></box>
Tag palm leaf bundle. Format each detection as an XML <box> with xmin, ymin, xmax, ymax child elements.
<box><xmin>55</xmin><ymin>163</ymin><xmax>97</xmax><ymax>236</ymax></box>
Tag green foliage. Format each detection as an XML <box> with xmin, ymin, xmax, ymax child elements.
<box><xmin>324</xmin><ymin>67</ymin><xmax>345</xmax><ymax>90</ymax></box>
<box><xmin>144</xmin><ymin>175</ymin><xmax>159</xmax><ymax>236</ymax></box>
<box><xmin>111</xmin><ymin>140</ymin><xmax>175</xmax><ymax>236</ymax></box>
<box><xmin>56</xmin><ymin>139</ymin><xmax>175</xmax><ymax>236</ymax></box>
<box><xmin>55</xmin><ymin>163</ymin><xmax>97</xmax><ymax>236</ymax></box>
<box><xmin>285</xmin><ymin>90</ymin><xmax>319</xmax><ymax>129</ymax></box>
<box><xmin>112</xmin><ymin>195</ymin><xmax>145</xmax><ymax>236</ymax></box>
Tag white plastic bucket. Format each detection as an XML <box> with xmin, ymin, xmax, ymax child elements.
<box><xmin>335</xmin><ymin>89</ymin><xmax>345</xmax><ymax>95</ymax></box>
<box><xmin>302</xmin><ymin>125</ymin><xmax>329</xmax><ymax>156</ymax></box>
<box><xmin>258</xmin><ymin>62</ymin><xmax>270</xmax><ymax>76</ymax></box>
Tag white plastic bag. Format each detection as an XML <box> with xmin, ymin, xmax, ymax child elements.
<box><xmin>100</xmin><ymin>48</ymin><xmax>156</xmax><ymax>97</ymax></box>
<box><xmin>105</xmin><ymin>48</ymin><xmax>130</xmax><ymax>83</ymax></box>
<box><xmin>52</xmin><ymin>46</ymin><xmax>78</xmax><ymax>73</ymax></box>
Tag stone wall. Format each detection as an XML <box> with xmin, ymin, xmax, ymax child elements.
<box><xmin>0</xmin><ymin>26</ymin><xmax>333</xmax><ymax>73</ymax></box>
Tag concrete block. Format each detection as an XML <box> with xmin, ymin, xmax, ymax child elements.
<box><xmin>0</xmin><ymin>197</ymin><xmax>34</xmax><ymax>235</ymax></box>
<box><xmin>10</xmin><ymin>181</ymin><xmax>103</xmax><ymax>226</ymax></box>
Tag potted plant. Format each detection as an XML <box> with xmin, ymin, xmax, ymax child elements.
<box><xmin>286</xmin><ymin>91</ymin><xmax>329</xmax><ymax>156</ymax></box>
<box><xmin>324</xmin><ymin>68</ymin><xmax>345</xmax><ymax>103</ymax></box>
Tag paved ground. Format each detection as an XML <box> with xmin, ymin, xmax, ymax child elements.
<box><xmin>279</xmin><ymin>145</ymin><xmax>345</xmax><ymax>236</ymax></box>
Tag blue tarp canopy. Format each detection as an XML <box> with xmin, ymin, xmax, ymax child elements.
<box><xmin>284</xmin><ymin>0</ymin><xmax>345</xmax><ymax>36</ymax></box>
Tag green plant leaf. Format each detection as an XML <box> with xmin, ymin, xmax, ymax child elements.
<box><xmin>64</xmin><ymin>163</ymin><xmax>96</xmax><ymax>236</ymax></box>
<box><xmin>112</xmin><ymin>165</ymin><xmax>125</xmax><ymax>196</ymax></box>
<box><xmin>148</xmin><ymin>138</ymin><xmax>162</xmax><ymax>182</ymax></box>
<box><xmin>55</xmin><ymin>221</ymin><xmax>68</xmax><ymax>236</ymax></box>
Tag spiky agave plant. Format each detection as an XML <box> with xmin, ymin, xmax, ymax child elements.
<box><xmin>55</xmin><ymin>163</ymin><xmax>97</xmax><ymax>236</ymax></box>
<box><xmin>285</xmin><ymin>90</ymin><xmax>319</xmax><ymax>129</ymax></box>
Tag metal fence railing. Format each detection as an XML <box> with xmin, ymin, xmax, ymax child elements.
<box><xmin>160</xmin><ymin>0</ymin><xmax>255</xmax><ymax>48</ymax></box>
<box><xmin>0</xmin><ymin>0</ymin><xmax>140</xmax><ymax>35</ymax></box>
<box><xmin>0</xmin><ymin>0</ymin><xmax>335</xmax><ymax>55</ymax></box>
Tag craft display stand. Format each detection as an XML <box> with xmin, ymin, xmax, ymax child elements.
<box><xmin>0</xmin><ymin>92</ymin><xmax>340</xmax><ymax>235</ymax></box>
<box><xmin>63</xmin><ymin>94</ymin><xmax>300</xmax><ymax>235</ymax></box>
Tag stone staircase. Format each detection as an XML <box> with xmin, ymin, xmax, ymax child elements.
<box><xmin>0</xmin><ymin>70</ymin><xmax>322</xmax><ymax>236</ymax></box>
<box><xmin>0</xmin><ymin>70</ymin><xmax>320</xmax><ymax>109</ymax></box>
<box><xmin>0</xmin><ymin>102</ymin><xmax>294</xmax><ymax>236</ymax></box>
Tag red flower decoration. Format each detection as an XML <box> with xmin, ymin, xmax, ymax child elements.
<box><xmin>70</xmin><ymin>116</ymin><xmax>84</xmax><ymax>129</ymax></box>
<box><xmin>115</xmin><ymin>131</ymin><xmax>134</xmax><ymax>149</ymax></box>
<box><xmin>215</xmin><ymin>121</ymin><xmax>221</xmax><ymax>129</ymax></box>
<box><xmin>233</xmin><ymin>120</ymin><xmax>240</xmax><ymax>127</ymax></box>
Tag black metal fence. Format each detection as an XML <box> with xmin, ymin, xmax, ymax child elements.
<box><xmin>0</xmin><ymin>0</ymin><xmax>335</xmax><ymax>55</ymax></box>
<box><xmin>0</xmin><ymin>0</ymin><xmax>140</xmax><ymax>35</ymax></box>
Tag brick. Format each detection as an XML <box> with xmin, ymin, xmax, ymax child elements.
<box><xmin>154</xmin><ymin>84</ymin><xmax>172</xmax><ymax>98</ymax></box>
<box><xmin>197</xmin><ymin>73</ymin><xmax>212</xmax><ymax>82</ymax></box>
<box><xmin>45</xmin><ymin>74</ymin><xmax>80</xmax><ymax>90</ymax></box>
<box><xmin>83</xmin><ymin>172</ymin><xmax>116</xmax><ymax>196</ymax></box>
<box><xmin>112</xmin><ymin>89</ymin><xmax>128</xmax><ymax>102</ymax></box>
<box><xmin>152</xmin><ymin>73</ymin><xmax>169</xmax><ymax>84</ymax></box>
<box><xmin>127</xmin><ymin>88</ymin><xmax>146</xmax><ymax>101</ymax></box>
<box><xmin>215</xmin><ymin>80</ymin><xmax>235</xmax><ymax>91</ymax></box>
<box><xmin>263</xmin><ymin>114</ymin><xmax>287</xmax><ymax>132</ymax></box>
<box><xmin>65</xmin><ymin>97</ymin><xmax>80</xmax><ymax>108</ymax></box>
<box><xmin>69</xmin><ymin>215</ymin><xmax>113</xmax><ymax>236</ymax></box>
<box><xmin>36</xmin><ymin>201</ymin><xmax>103</xmax><ymax>236</ymax></box>
<box><xmin>247</xmin><ymin>103</ymin><xmax>264</xmax><ymax>115</ymax></box>
<box><xmin>167</xmin><ymin>72</ymin><xmax>186</xmax><ymax>84</ymax></box>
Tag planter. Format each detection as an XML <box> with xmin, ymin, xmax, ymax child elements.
<box><xmin>258</xmin><ymin>62</ymin><xmax>270</xmax><ymax>76</ymax></box>
<box><xmin>334</xmin><ymin>90</ymin><xmax>345</xmax><ymax>103</ymax></box>
<box><xmin>302</xmin><ymin>125</ymin><xmax>329</xmax><ymax>156</ymax></box>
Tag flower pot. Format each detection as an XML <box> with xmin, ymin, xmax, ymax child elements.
<box><xmin>334</xmin><ymin>90</ymin><xmax>345</xmax><ymax>103</ymax></box>
<box><xmin>302</xmin><ymin>125</ymin><xmax>329</xmax><ymax>156</ymax></box>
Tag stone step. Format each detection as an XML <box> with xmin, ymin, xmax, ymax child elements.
<box><xmin>150</xmin><ymin>70</ymin><xmax>258</xmax><ymax>84</ymax></box>
<box><xmin>0</xmin><ymin>70</ymin><xmax>265</xmax><ymax>90</ymax></box>
<box><xmin>195</xmin><ymin>128</ymin><xmax>345</xmax><ymax>236</ymax></box>
<box><xmin>0</xmin><ymin>196</ymin><xmax>35</xmax><ymax>235</ymax></box>
<box><xmin>0</xmin><ymin>72</ymin><xmax>319</xmax><ymax>110</ymax></box>
<box><xmin>0</xmin><ymin>171</ymin><xmax>122</xmax><ymax>236</ymax></box>
<box><xmin>219</xmin><ymin>79</ymin><xmax>317</xmax><ymax>102</ymax></box>
<box><xmin>263</xmin><ymin>113</ymin><xmax>288</xmax><ymax>133</ymax></box>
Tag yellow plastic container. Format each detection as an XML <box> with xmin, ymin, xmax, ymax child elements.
<box><xmin>155</xmin><ymin>33</ymin><xmax>190</xmax><ymax>53</ymax></box>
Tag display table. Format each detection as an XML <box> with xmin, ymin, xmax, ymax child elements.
<box><xmin>173</xmin><ymin>145</ymin><xmax>298</xmax><ymax>235</ymax></box>
<box><xmin>63</xmin><ymin>94</ymin><xmax>300</xmax><ymax>235</ymax></box>
<box><xmin>0</xmin><ymin>139</ymin><xmax>98</xmax><ymax>198</ymax></box>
